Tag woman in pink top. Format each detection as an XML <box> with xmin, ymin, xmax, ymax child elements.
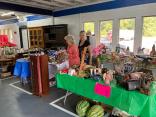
<box><xmin>64</xmin><ymin>35</ymin><xmax>80</xmax><ymax>67</ymax></box>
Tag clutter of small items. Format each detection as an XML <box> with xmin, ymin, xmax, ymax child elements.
<box><xmin>54</xmin><ymin>43</ymin><xmax>156</xmax><ymax>117</ymax></box>
<box><xmin>1</xmin><ymin>36</ymin><xmax>156</xmax><ymax>117</ymax></box>
<box><xmin>56</xmin><ymin>43</ymin><xmax>156</xmax><ymax>94</ymax></box>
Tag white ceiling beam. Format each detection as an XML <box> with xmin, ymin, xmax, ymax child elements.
<box><xmin>1</xmin><ymin>0</ymin><xmax>54</xmax><ymax>10</ymax></box>
<box><xmin>74</xmin><ymin>0</ymin><xmax>87</xmax><ymax>3</ymax></box>
<box><xmin>54</xmin><ymin>0</ymin><xmax>74</xmax><ymax>6</ymax></box>
<box><xmin>31</xmin><ymin>0</ymin><xmax>66</xmax><ymax>8</ymax></box>
<box><xmin>51</xmin><ymin>1</ymin><xmax>67</xmax><ymax>8</ymax></box>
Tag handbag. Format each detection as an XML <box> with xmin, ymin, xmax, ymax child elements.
<box><xmin>126</xmin><ymin>79</ymin><xmax>141</xmax><ymax>91</ymax></box>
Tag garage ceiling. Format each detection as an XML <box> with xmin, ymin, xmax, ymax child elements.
<box><xmin>0</xmin><ymin>10</ymin><xmax>31</xmax><ymax>21</ymax></box>
<box><xmin>0</xmin><ymin>0</ymin><xmax>113</xmax><ymax>11</ymax></box>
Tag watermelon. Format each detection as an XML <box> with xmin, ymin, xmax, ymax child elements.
<box><xmin>86</xmin><ymin>105</ymin><xmax>104</xmax><ymax>117</ymax></box>
<box><xmin>76</xmin><ymin>100</ymin><xmax>90</xmax><ymax>117</ymax></box>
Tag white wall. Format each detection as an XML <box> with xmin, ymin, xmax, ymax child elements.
<box><xmin>54</xmin><ymin>3</ymin><xmax>156</xmax><ymax>53</ymax></box>
<box><xmin>0</xmin><ymin>23</ymin><xmax>21</xmax><ymax>48</ymax></box>
<box><xmin>54</xmin><ymin>14</ymin><xmax>80</xmax><ymax>45</ymax></box>
<box><xmin>27</xmin><ymin>17</ymin><xmax>53</xmax><ymax>27</ymax></box>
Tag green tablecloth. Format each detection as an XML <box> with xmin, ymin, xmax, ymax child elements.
<box><xmin>56</xmin><ymin>74</ymin><xmax>156</xmax><ymax>117</ymax></box>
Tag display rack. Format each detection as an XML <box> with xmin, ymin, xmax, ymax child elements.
<box><xmin>29</xmin><ymin>27</ymin><xmax>44</xmax><ymax>48</ymax></box>
<box><xmin>0</xmin><ymin>58</ymin><xmax>14</xmax><ymax>79</ymax></box>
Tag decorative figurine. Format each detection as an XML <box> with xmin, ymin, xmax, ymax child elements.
<box><xmin>126</xmin><ymin>46</ymin><xmax>130</xmax><ymax>54</ymax></box>
<box><xmin>137</xmin><ymin>46</ymin><xmax>145</xmax><ymax>55</ymax></box>
<box><xmin>103</xmin><ymin>70</ymin><xmax>115</xmax><ymax>85</ymax></box>
<box><xmin>150</xmin><ymin>44</ymin><xmax>156</xmax><ymax>56</ymax></box>
<box><xmin>116</xmin><ymin>44</ymin><xmax>120</xmax><ymax>54</ymax></box>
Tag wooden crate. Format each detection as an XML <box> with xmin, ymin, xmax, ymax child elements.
<box><xmin>1</xmin><ymin>66</ymin><xmax>8</xmax><ymax>72</ymax></box>
<box><xmin>1</xmin><ymin>72</ymin><xmax>11</xmax><ymax>79</ymax></box>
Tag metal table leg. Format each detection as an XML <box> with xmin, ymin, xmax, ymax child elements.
<box><xmin>64</xmin><ymin>91</ymin><xmax>72</xmax><ymax>105</ymax></box>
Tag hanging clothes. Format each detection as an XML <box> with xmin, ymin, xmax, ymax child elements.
<box><xmin>39</xmin><ymin>55</ymin><xmax>49</xmax><ymax>95</ymax></box>
<box><xmin>30</xmin><ymin>54</ymin><xmax>49</xmax><ymax>96</ymax></box>
<box><xmin>37</xmin><ymin>56</ymin><xmax>42</xmax><ymax>96</ymax></box>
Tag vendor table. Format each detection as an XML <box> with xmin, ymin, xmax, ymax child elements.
<box><xmin>56</xmin><ymin>74</ymin><xmax>156</xmax><ymax>117</ymax></box>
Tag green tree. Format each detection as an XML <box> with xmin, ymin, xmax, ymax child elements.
<box><xmin>100</xmin><ymin>21</ymin><xmax>112</xmax><ymax>37</ymax></box>
<box><xmin>143</xmin><ymin>17</ymin><xmax>156</xmax><ymax>37</ymax></box>
<box><xmin>120</xmin><ymin>19</ymin><xmax>135</xmax><ymax>30</ymax></box>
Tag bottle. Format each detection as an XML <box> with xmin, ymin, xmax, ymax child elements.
<box><xmin>150</xmin><ymin>44</ymin><xmax>156</xmax><ymax>56</ymax></box>
<box><xmin>116</xmin><ymin>44</ymin><xmax>120</xmax><ymax>53</ymax></box>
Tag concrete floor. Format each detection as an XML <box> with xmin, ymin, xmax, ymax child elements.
<box><xmin>0</xmin><ymin>78</ymin><xmax>76</xmax><ymax>117</ymax></box>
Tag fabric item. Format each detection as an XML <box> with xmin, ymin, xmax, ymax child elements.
<box><xmin>14</xmin><ymin>60</ymin><xmax>22</xmax><ymax>76</ymax></box>
<box><xmin>30</xmin><ymin>55</ymin><xmax>49</xmax><ymax>96</ymax></box>
<box><xmin>56</xmin><ymin>74</ymin><xmax>156</xmax><ymax>117</ymax></box>
<box><xmin>37</xmin><ymin>56</ymin><xmax>42</xmax><ymax>95</ymax></box>
<box><xmin>0</xmin><ymin>35</ymin><xmax>16</xmax><ymax>47</ymax></box>
<box><xmin>67</xmin><ymin>44</ymin><xmax>80</xmax><ymax>67</ymax></box>
<box><xmin>0</xmin><ymin>35</ymin><xmax>8</xmax><ymax>42</ymax></box>
<box><xmin>21</xmin><ymin>61</ymin><xmax>31</xmax><ymax>80</ymax></box>
<box><xmin>94</xmin><ymin>82</ymin><xmax>111</xmax><ymax>98</ymax></box>
<box><xmin>30</xmin><ymin>56</ymin><xmax>39</xmax><ymax>95</ymax></box>
<box><xmin>47</xmin><ymin>50</ymin><xmax>57</xmax><ymax>57</ymax></box>
<box><xmin>48</xmin><ymin>63</ymin><xmax>57</xmax><ymax>79</ymax></box>
<box><xmin>14</xmin><ymin>59</ymin><xmax>31</xmax><ymax>80</ymax></box>
<box><xmin>39</xmin><ymin>55</ymin><xmax>49</xmax><ymax>95</ymax></box>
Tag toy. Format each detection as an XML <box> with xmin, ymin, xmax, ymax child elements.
<box><xmin>103</xmin><ymin>69</ymin><xmax>115</xmax><ymax>85</ymax></box>
<box><xmin>137</xmin><ymin>46</ymin><xmax>145</xmax><ymax>55</ymax></box>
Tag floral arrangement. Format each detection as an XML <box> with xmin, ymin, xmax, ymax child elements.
<box><xmin>92</xmin><ymin>44</ymin><xmax>106</xmax><ymax>57</ymax></box>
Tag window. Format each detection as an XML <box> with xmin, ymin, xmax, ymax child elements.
<box><xmin>142</xmin><ymin>16</ymin><xmax>156</xmax><ymax>54</ymax></box>
<box><xmin>84</xmin><ymin>22</ymin><xmax>95</xmax><ymax>35</ymax></box>
<box><xmin>100</xmin><ymin>20</ymin><xmax>113</xmax><ymax>48</ymax></box>
<box><xmin>119</xmin><ymin>18</ymin><xmax>135</xmax><ymax>52</ymax></box>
